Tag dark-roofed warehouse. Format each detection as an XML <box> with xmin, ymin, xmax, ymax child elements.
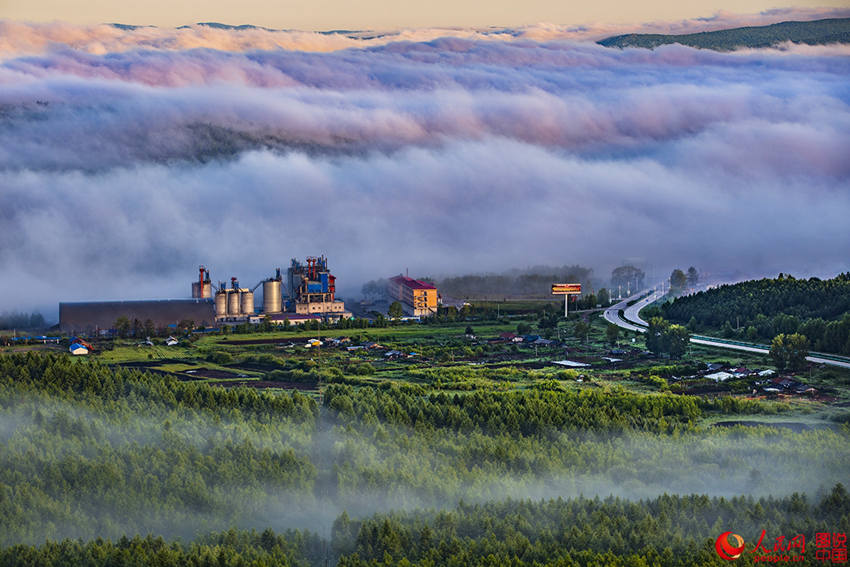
<box><xmin>59</xmin><ymin>299</ymin><xmax>215</xmax><ymax>333</ymax></box>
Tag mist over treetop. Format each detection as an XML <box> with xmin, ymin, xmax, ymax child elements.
<box><xmin>1</xmin><ymin>352</ymin><xmax>847</xmax><ymax>546</ymax></box>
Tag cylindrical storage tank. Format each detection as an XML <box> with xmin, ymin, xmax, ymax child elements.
<box><xmin>215</xmin><ymin>291</ymin><xmax>227</xmax><ymax>317</ymax></box>
<box><xmin>263</xmin><ymin>280</ymin><xmax>282</xmax><ymax>313</ymax></box>
<box><xmin>193</xmin><ymin>282</ymin><xmax>213</xmax><ymax>299</ymax></box>
<box><xmin>227</xmin><ymin>290</ymin><xmax>240</xmax><ymax>316</ymax></box>
<box><xmin>240</xmin><ymin>290</ymin><xmax>254</xmax><ymax>315</ymax></box>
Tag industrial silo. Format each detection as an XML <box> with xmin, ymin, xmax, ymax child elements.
<box><xmin>240</xmin><ymin>290</ymin><xmax>255</xmax><ymax>315</ymax></box>
<box><xmin>194</xmin><ymin>281</ymin><xmax>212</xmax><ymax>299</ymax></box>
<box><xmin>227</xmin><ymin>290</ymin><xmax>241</xmax><ymax>316</ymax></box>
<box><xmin>214</xmin><ymin>290</ymin><xmax>228</xmax><ymax>318</ymax></box>
<box><xmin>263</xmin><ymin>277</ymin><xmax>282</xmax><ymax>314</ymax></box>
<box><xmin>192</xmin><ymin>266</ymin><xmax>213</xmax><ymax>299</ymax></box>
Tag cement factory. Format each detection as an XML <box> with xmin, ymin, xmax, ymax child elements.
<box><xmin>59</xmin><ymin>257</ymin><xmax>353</xmax><ymax>333</ymax></box>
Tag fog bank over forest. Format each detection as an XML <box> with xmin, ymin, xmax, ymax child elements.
<box><xmin>3</xmin><ymin>391</ymin><xmax>848</xmax><ymax>543</ymax></box>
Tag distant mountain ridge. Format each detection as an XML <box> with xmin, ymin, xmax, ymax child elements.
<box><xmin>598</xmin><ymin>18</ymin><xmax>850</xmax><ymax>50</ymax></box>
<box><xmin>177</xmin><ymin>22</ymin><xmax>277</xmax><ymax>31</ymax></box>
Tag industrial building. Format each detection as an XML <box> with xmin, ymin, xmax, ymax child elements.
<box><xmin>262</xmin><ymin>268</ymin><xmax>283</xmax><ymax>314</ymax></box>
<box><xmin>59</xmin><ymin>258</ymin><xmax>350</xmax><ymax>334</ymax></box>
<box><xmin>191</xmin><ymin>266</ymin><xmax>213</xmax><ymax>299</ymax></box>
<box><xmin>213</xmin><ymin>258</ymin><xmax>350</xmax><ymax>324</ymax></box>
<box><xmin>287</xmin><ymin>256</ymin><xmax>350</xmax><ymax>318</ymax></box>
<box><xmin>388</xmin><ymin>275</ymin><xmax>439</xmax><ymax>317</ymax></box>
<box><xmin>59</xmin><ymin>299</ymin><xmax>215</xmax><ymax>334</ymax></box>
<box><xmin>214</xmin><ymin>277</ymin><xmax>256</xmax><ymax>323</ymax></box>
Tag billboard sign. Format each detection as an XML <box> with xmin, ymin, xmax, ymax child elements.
<box><xmin>552</xmin><ymin>283</ymin><xmax>582</xmax><ymax>295</ymax></box>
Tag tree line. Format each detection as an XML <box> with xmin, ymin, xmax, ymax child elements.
<box><xmin>0</xmin><ymin>353</ymin><xmax>847</xmax><ymax>555</ymax></box>
<box><xmin>321</xmin><ymin>383</ymin><xmax>781</xmax><ymax>435</ymax></box>
<box><xmin>335</xmin><ymin>484</ymin><xmax>850</xmax><ymax>566</ymax></box>
<box><xmin>0</xmin><ymin>311</ymin><xmax>46</xmax><ymax>331</ymax></box>
<box><xmin>598</xmin><ymin>17</ymin><xmax>850</xmax><ymax>50</ymax></box>
<box><xmin>2</xmin><ymin>485</ymin><xmax>847</xmax><ymax>566</ymax></box>
<box><xmin>662</xmin><ymin>274</ymin><xmax>850</xmax><ymax>355</ymax></box>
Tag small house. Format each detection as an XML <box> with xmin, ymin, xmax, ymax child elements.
<box><xmin>69</xmin><ymin>343</ymin><xmax>89</xmax><ymax>356</ymax></box>
<box><xmin>706</xmin><ymin>371</ymin><xmax>734</xmax><ymax>382</ymax></box>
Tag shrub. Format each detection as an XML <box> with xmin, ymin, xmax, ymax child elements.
<box><xmin>206</xmin><ymin>351</ymin><xmax>233</xmax><ymax>365</ymax></box>
<box><xmin>355</xmin><ymin>363</ymin><xmax>375</xmax><ymax>376</ymax></box>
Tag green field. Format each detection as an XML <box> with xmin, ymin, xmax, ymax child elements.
<box><xmin>1</xmin><ymin>303</ymin><xmax>848</xmax><ymax>566</ymax></box>
<box><xmin>17</xmin><ymin>306</ymin><xmax>841</xmax><ymax>428</ymax></box>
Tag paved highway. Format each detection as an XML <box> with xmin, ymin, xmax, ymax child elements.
<box><xmin>622</xmin><ymin>288</ymin><xmax>665</xmax><ymax>327</ymax></box>
<box><xmin>602</xmin><ymin>288</ymin><xmax>850</xmax><ymax>370</ymax></box>
<box><xmin>807</xmin><ymin>355</ymin><xmax>850</xmax><ymax>369</ymax></box>
<box><xmin>602</xmin><ymin>291</ymin><xmax>650</xmax><ymax>333</ymax></box>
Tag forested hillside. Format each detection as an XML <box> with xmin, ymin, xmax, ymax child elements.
<box><xmin>0</xmin><ymin>353</ymin><xmax>318</xmax><ymax>543</ymax></box>
<box><xmin>333</xmin><ymin>488</ymin><xmax>850</xmax><ymax>566</ymax></box>
<box><xmin>3</xmin><ymin>487</ymin><xmax>848</xmax><ymax>566</ymax></box>
<box><xmin>661</xmin><ymin>273</ymin><xmax>850</xmax><ymax>354</ymax></box>
<box><xmin>0</xmin><ymin>353</ymin><xmax>848</xmax><ymax>564</ymax></box>
<box><xmin>598</xmin><ymin>18</ymin><xmax>850</xmax><ymax>50</ymax></box>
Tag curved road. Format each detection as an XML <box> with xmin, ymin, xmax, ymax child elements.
<box><xmin>622</xmin><ymin>288</ymin><xmax>664</xmax><ymax>327</ymax></box>
<box><xmin>602</xmin><ymin>291</ymin><xmax>650</xmax><ymax>333</ymax></box>
<box><xmin>602</xmin><ymin>288</ymin><xmax>850</xmax><ymax>370</ymax></box>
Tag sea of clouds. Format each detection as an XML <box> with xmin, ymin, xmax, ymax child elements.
<box><xmin>0</xmin><ymin>9</ymin><xmax>848</xmax><ymax>314</ymax></box>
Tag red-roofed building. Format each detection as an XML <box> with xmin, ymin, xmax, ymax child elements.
<box><xmin>388</xmin><ymin>275</ymin><xmax>439</xmax><ymax>317</ymax></box>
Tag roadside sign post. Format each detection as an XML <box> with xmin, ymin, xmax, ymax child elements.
<box><xmin>551</xmin><ymin>283</ymin><xmax>582</xmax><ymax>318</ymax></box>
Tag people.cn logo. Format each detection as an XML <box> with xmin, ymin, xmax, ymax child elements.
<box><xmin>716</xmin><ymin>532</ymin><xmax>746</xmax><ymax>560</ymax></box>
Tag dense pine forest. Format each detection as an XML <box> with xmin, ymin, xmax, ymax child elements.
<box><xmin>0</xmin><ymin>352</ymin><xmax>848</xmax><ymax>565</ymax></box>
<box><xmin>662</xmin><ymin>273</ymin><xmax>850</xmax><ymax>354</ymax></box>
<box><xmin>2</xmin><ymin>488</ymin><xmax>848</xmax><ymax>566</ymax></box>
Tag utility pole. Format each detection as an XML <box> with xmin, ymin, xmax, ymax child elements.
<box><xmin>317</xmin><ymin>299</ymin><xmax>322</xmax><ymax>360</ymax></box>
